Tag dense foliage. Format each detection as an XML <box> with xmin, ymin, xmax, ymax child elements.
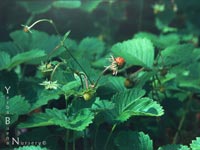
<box><xmin>0</xmin><ymin>0</ymin><xmax>200</xmax><ymax>150</ymax></box>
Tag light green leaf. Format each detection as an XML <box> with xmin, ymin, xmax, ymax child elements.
<box><xmin>190</xmin><ymin>137</ymin><xmax>200</xmax><ymax>150</ymax></box>
<box><xmin>52</xmin><ymin>1</ymin><xmax>81</xmax><ymax>9</ymax></box>
<box><xmin>14</xmin><ymin>145</ymin><xmax>48</xmax><ymax>150</ymax></box>
<box><xmin>158</xmin><ymin>144</ymin><xmax>189</xmax><ymax>150</ymax></box>
<box><xmin>18</xmin><ymin>108</ymin><xmax>94</xmax><ymax>131</ymax></box>
<box><xmin>109</xmin><ymin>89</ymin><xmax>164</xmax><ymax>122</ymax></box>
<box><xmin>111</xmin><ymin>38</ymin><xmax>154</xmax><ymax>68</ymax></box>
<box><xmin>114</xmin><ymin>131</ymin><xmax>153</xmax><ymax>150</ymax></box>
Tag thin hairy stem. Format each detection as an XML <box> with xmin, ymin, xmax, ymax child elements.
<box><xmin>104</xmin><ymin>124</ymin><xmax>117</xmax><ymax>150</ymax></box>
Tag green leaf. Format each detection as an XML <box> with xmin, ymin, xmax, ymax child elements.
<box><xmin>156</xmin><ymin>18</ymin><xmax>177</xmax><ymax>33</ymax></box>
<box><xmin>111</xmin><ymin>38</ymin><xmax>154</xmax><ymax>68</ymax></box>
<box><xmin>81</xmin><ymin>1</ymin><xmax>102</xmax><ymax>12</ymax></box>
<box><xmin>109</xmin><ymin>89</ymin><xmax>164</xmax><ymax>122</ymax></box>
<box><xmin>14</xmin><ymin>145</ymin><xmax>48</xmax><ymax>150</ymax></box>
<box><xmin>91</xmin><ymin>98</ymin><xmax>115</xmax><ymax>111</ymax></box>
<box><xmin>107</xmin><ymin>76</ymin><xmax>127</xmax><ymax>92</ymax></box>
<box><xmin>18</xmin><ymin>108</ymin><xmax>94</xmax><ymax>131</ymax></box>
<box><xmin>0</xmin><ymin>51</ymin><xmax>11</xmax><ymax>70</ymax></box>
<box><xmin>10</xmin><ymin>30</ymin><xmax>60</xmax><ymax>53</ymax></box>
<box><xmin>114</xmin><ymin>131</ymin><xmax>153</xmax><ymax>150</ymax></box>
<box><xmin>160</xmin><ymin>44</ymin><xmax>194</xmax><ymax>66</ymax></box>
<box><xmin>190</xmin><ymin>137</ymin><xmax>200</xmax><ymax>150</ymax></box>
<box><xmin>18</xmin><ymin>1</ymin><xmax>51</xmax><ymax>14</ymax></box>
<box><xmin>158</xmin><ymin>144</ymin><xmax>189</xmax><ymax>150</ymax></box>
<box><xmin>7</xmin><ymin>49</ymin><xmax>46</xmax><ymax>70</ymax></box>
<box><xmin>134</xmin><ymin>32</ymin><xmax>180</xmax><ymax>48</ymax></box>
<box><xmin>0</xmin><ymin>92</ymin><xmax>31</xmax><ymax>115</ymax></box>
<box><xmin>62</xmin><ymin>80</ymin><xmax>81</xmax><ymax>93</ymax></box>
<box><xmin>52</xmin><ymin>1</ymin><xmax>81</xmax><ymax>9</ymax></box>
<box><xmin>78</xmin><ymin>37</ymin><xmax>105</xmax><ymax>60</ymax></box>
<box><xmin>31</xmin><ymin>90</ymin><xmax>60</xmax><ymax>111</ymax></box>
<box><xmin>0</xmin><ymin>42</ymin><xmax>21</xmax><ymax>56</ymax></box>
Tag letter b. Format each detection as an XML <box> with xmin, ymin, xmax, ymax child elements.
<box><xmin>5</xmin><ymin>117</ymin><xmax>10</xmax><ymax>125</ymax></box>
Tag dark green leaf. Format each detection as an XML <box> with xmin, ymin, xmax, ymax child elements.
<box><xmin>0</xmin><ymin>51</ymin><xmax>11</xmax><ymax>70</ymax></box>
<box><xmin>114</xmin><ymin>131</ymin><xmax>153</xmax><ymax>150</ymax></box>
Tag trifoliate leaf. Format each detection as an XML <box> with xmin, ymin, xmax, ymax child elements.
<box><xmin>111</xmin><ymin>38</ymin><xmax>154</xmax><ymax>68</ymax></box>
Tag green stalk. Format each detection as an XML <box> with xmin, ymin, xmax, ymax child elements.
<box><xmin>83</xmin><ymin>130</ymin><xmax>88</xmax><ymax>150</ymax></box>
<box><xmin>172</xmin><ymin>93</ymin><xmax>193</xmax><ymax>144</ymax></box>
<box><xmin>73</xmin><ymin>131</ymin><xmax>76</xmax><ymax>150</ymax></box>
<box><xmin>65</xmin><ymin>130</ymin><xmax>69</xmax><ymax>150</ymax></box>
<box><xmin>62</xmin><ymin>44</ymin><xmax>92</xmax><ymax>84</ymax></box>
<box><xmin>104</xmin><ymin>124</ymin><xmax>117</xmax><ymax>150</ymax></box>
<box><xmin>65</xmin><ymin>95</ymin><xmax>70</xmax><ymax>150</ymax></box>
<box><xmin>94</xmin><ymin>124</ymin><xmax>99</xmax><ymax>149</ymax></box>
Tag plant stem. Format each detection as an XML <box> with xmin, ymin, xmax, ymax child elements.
<box><xmin>104</xmin><ymin>124</ymin><xmax>117</xmax><ymax>150</ymax></box>
<box><xmin>94</xmin><ymin>124</ymin><xmax>100</xmax><ymax>150</ymax></box>
<box><xmin>65</xmin><ymin>95</ymin><xmax>70</xmax><ymax>150</ymax></box>
<box><xmin>73</xmin><ymin>131</ymin><xmax>75</xmax><ymax>150</ymax></box>
<box><xmin>65</xmin><ymin>130</ymin><xmax>69</xmax><ymax>150</ymax></box>
<box><xmin>50</xmin><ymin>62</ymin><xmax>62</xmax><ymax>81</ymax></box>
<box><xmin>26</xmin><ymin>14</ymin><xmax>35</xmax><ymax>26</ymax></box>
<box><xmin>83</xmin><ymin>130</ymin><xmax>88</xmax><ymax>150</ymax></box>
<box><xmin>62</xmin><ymin>44</ymin><xmax>92</xmax><ymax>84</ymax></box>
<box><xmin>172</xmin><ymin>93</ymin><xmax>193</xmax><ymax>144</ymax></box>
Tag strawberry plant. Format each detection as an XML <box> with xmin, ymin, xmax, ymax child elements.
<box><xmin>0</xmin><ymin>0</ymin><xmax>200</xmax><ymax>150</ymax></box>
